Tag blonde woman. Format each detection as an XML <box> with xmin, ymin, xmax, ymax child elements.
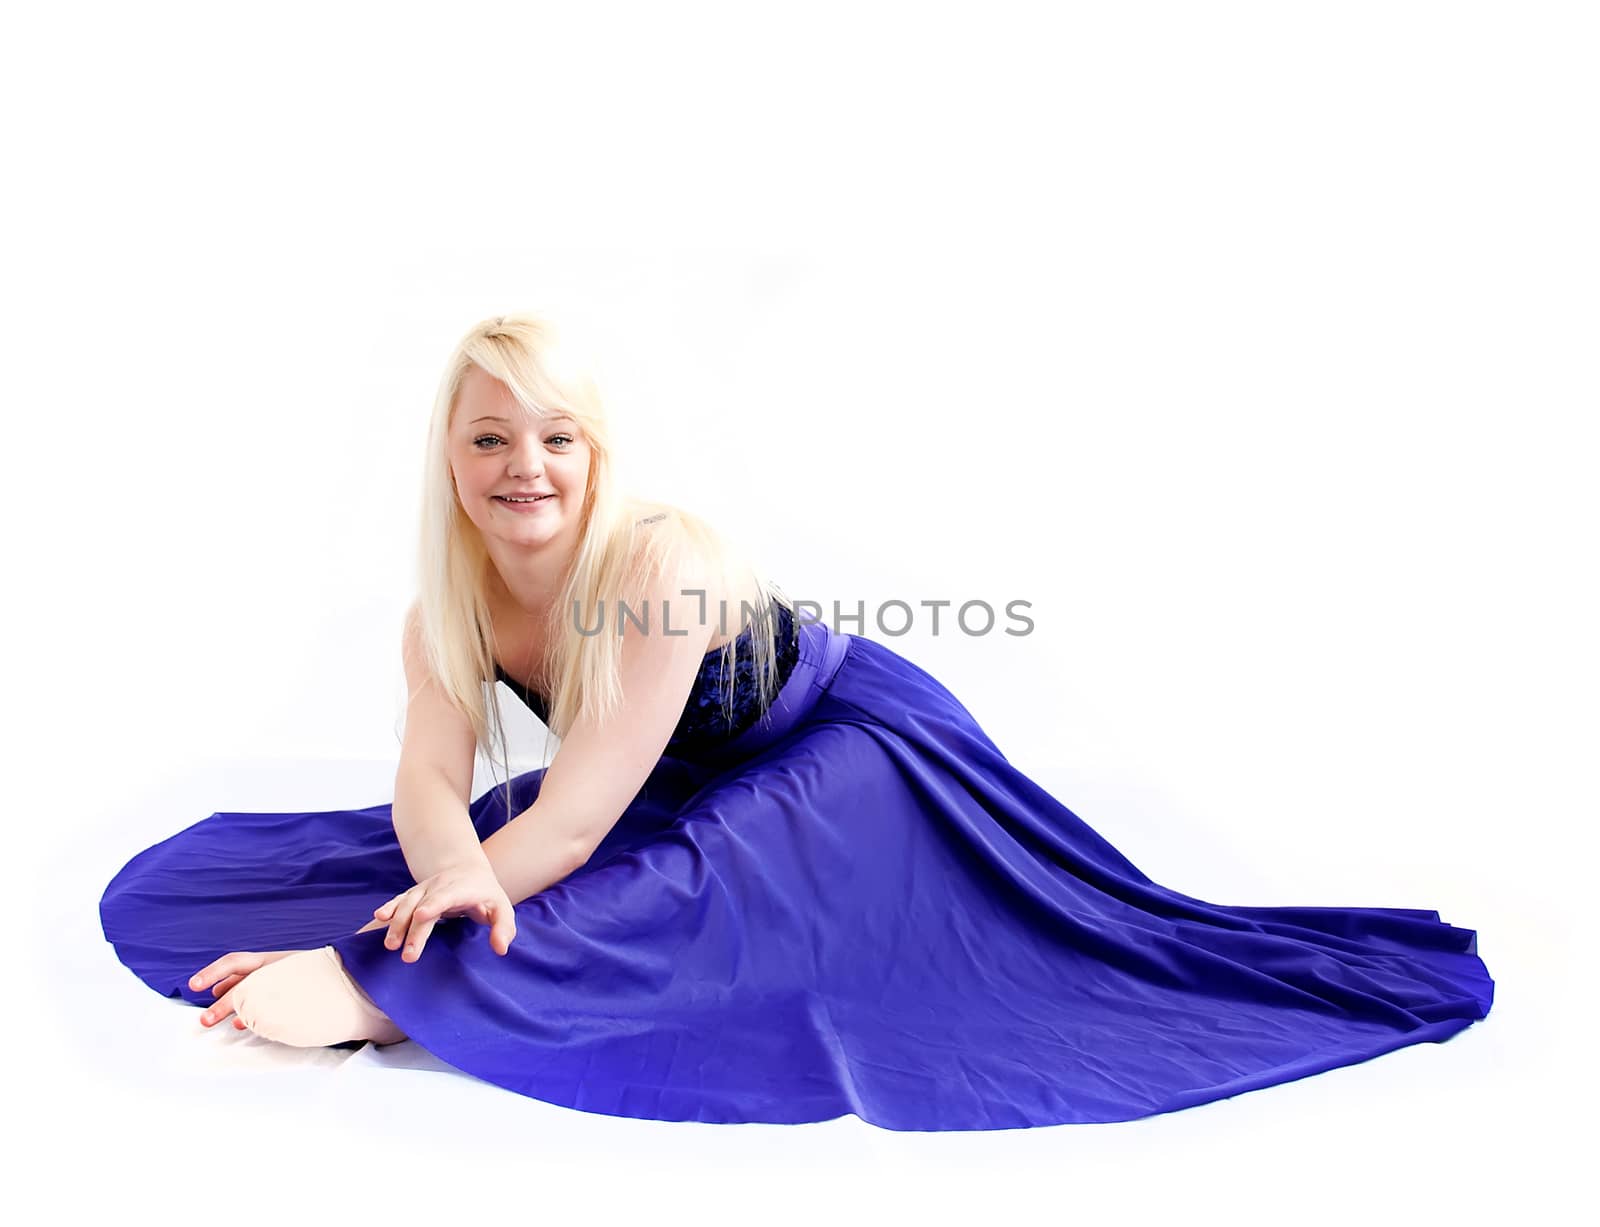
<box><xmin>102</xmin><ymin>314</ymin><xmax>1494</xmax><ymax>1130</ymax></box>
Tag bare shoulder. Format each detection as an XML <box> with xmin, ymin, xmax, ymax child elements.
<box><xmin>625</xmin><ymin>507</ymin><xmax>768</xmax><ymax>651</ymax></box>
<box><xmin>627</xmin><ymin>518</ymin><xmax>714</xmax><ymax>650</ymax></box>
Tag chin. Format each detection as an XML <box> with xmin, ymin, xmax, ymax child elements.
<box><xmin>501</xmin><ymin>519</ymin><xmax>563</xmax><ymax>542</ymax></box>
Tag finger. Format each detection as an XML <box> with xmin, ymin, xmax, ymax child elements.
<box><xmin>374</xmin><ymin>898</ymin><xmax>398</xmax><ymax>919</ymax></box>
<box><xmin>190</xmin><ymin>958</ymin><xmax>229</xmax><ymax>992</ymax></box>
<box><xmin>403</xmin><ymin>907</ymin><xmax>440</xmax><ymax>962</ymax></box>
<box><xmin>211</xmin><ymin>973</ymin><xmax>243</xmax><ymax>997</ymax></box>
<box><xmin>190</xmin><ymin>952</ymin><xmax>251</xmax><ymax>994</ymax></box>
<box><xmin>385</xmin><ymin>889</ymin><xmax>422</xmax><ymax>951</ymax></box>
<box><xmin>491</xmin><ymin>902</ymin><xmax>517</xmax><ymax>956</ymax></box>
<box><xmin>199</xmin><ymin>985</ymin><xmax>240</xmax><ymax>1029</ymax></box>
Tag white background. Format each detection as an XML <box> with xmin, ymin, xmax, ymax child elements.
<box><xmin>4</xmin><ymin>2</ymin><xmax>1593</xmax><ymax>1222</ymax></box>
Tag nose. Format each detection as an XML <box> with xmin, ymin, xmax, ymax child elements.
<box><xmin>506</xmin><ymin>433</ymin><xmax>545</xmax><ymax>479</ymax></box>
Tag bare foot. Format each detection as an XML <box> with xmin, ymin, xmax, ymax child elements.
<box><xmin>227</xmin><ymin>946</ymin><xmax>407</xmax><ymax>1048</ymax></box>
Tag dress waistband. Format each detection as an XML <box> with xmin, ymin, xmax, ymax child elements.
<box><xmin>705</xmin><ymin>618</ymin><xmax>851</xmax><ymax>764</ymax></box>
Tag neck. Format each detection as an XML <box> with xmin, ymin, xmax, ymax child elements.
<box><xmin>484</xmin><ymin>530</ymin><xmax>579</xmax><ymax>622</ymax></box>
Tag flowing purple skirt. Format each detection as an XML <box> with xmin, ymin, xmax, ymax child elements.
<box><xmin>100</xmin><ymin>620</ymin><xmax>1494</xmax><ymax>1129</ymax></box>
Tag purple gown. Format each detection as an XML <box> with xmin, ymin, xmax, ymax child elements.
<box><xmin>100</xmin><ymin>605</ymin><xmax>1494</xmax><ymax>1129</ymax></box>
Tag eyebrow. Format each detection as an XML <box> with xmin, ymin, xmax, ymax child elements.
<box><xmin>470</xmin><ymin>414</ymin><xmax>577</xmax><ymax>425</ymax></box>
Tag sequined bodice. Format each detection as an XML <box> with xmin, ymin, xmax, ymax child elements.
<box><xmin>494</xmin><ymin>600</ymin><xmax>801</xmax><ymax>758</ymax></box>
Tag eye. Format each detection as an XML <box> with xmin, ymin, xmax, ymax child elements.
<box><xmin>472</xmin><ymin>434</ymin><xmax>505</xmax><ymax>449</ymax></box>
<box><xmin>548</xmin><ymin>433</ymin><xmax>575</xmax><ymax>447</ymax></box>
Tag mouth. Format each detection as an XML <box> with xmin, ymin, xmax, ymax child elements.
<box><xmin>493</xmin><ymin>493</ymin><xmax>556</xmax><ymax>510</ymax></box>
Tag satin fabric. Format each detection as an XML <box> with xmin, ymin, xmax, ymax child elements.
<box><xmin>100</xmin><ymin>619</ymin><xmax>1494</xmax><ymax>1129</ymax></box>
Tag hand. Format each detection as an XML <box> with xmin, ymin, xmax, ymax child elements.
<box><xmin>374</xmin><ymin>856</ymin><xmax>517</xmax><ymax>962</ymax></box>
<box><xmin>189</xmin><ymin>950</ymin><xmax>298</xmax><ymax>1029</ymax></box>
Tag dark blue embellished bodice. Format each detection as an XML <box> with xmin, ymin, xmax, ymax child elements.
<box><xmin>494</xmin><ymin>599</ymin><xmax>801</xmax><ymax>759</ymax></box>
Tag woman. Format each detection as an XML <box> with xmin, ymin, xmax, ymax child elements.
<box><xmin>101</xmin><ymin>313</ymin><xmax>1494</xmax><ymax>1130</ymax></box>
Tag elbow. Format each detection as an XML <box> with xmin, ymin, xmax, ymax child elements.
<box><xmin>557</xmin><ymin>816</ymin><xmax>605</xmax><ymax>874</ymax></box>
<box><xmin>503</xmin><ymin>794</ymin><xmax>609</xmax><ymax>880</ymax></box>
<box><xmin>560</xmin><ymin>811</ymin><xmax>617</xmax><ymax>873</ymax></box>
<box><xmin>566</xmin><ymin>835</ymin><xmax>597</xmax><ymax>873</ymax></box>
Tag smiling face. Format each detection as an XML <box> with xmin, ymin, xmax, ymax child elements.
<box><xmin>447</xmin><ymin>363</ymin><xmax>593</xmax><ymax>555</ymax></box>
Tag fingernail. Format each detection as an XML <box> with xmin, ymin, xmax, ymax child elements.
<box><xmin>201</xmin><ymin>1012</ymin><xmax>212</xmax><ymax>1024</ymax></box>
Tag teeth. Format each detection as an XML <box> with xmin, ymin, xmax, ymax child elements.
<box><xmin>500</xmin><ymin>495</ymin><xmax>547</xmax><ymax>503</ymax></box>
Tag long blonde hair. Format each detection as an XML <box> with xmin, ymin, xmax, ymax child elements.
<box><xmin>409</xmin><ymin>312</ymin><xmax>794</xmax><ymax>814</ymax></box>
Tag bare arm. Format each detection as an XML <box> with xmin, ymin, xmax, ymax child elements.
<box><xmin>479</xmin><ymin>815</ymin><xmax>590</xmax><ymax>909</ymax></box>
<box><xmin>347</xmin><ymin>767</ymin><xmax>483</xmax><ymax>939</ymax></box>
<box><xmin>392</xmin><ymin>761</ymin><xmax>486</xmax><ymax>884</ymax></box>
<box><xmin>480</xmin><ymin>553</ymin><xmax>719</xmax><ymax>907</ymax></box>
<box><xmin>391</xmin><ymin>603</ymin><xmax>494</xmax><ymax>883</ymax></box>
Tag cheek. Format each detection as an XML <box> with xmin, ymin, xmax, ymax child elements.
<box><xmin>450</xmin><ymin>471</ymin><xmax>490</xmax><ymax>514</ymax></box>
<box><xmin>560</xmin><ymin>452</ymin><xmax>593</xmax><ymax>487</ymax></box>
<box><xmin>452</xmin><ymin>456</ymin><xmax>490</xmax><ymax>495</ymax></box>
